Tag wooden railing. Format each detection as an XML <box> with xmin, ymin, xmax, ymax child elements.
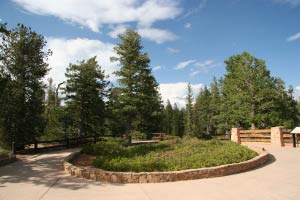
<box><xmin>152</xmin><ymin>133</ymin><xmax>165</xmax><ymax>141</ymax></box>
<box><xmin>232</xmin><ymin>127</ymin><xmax>299</xmax><ymax>147</ymax></box>
<box><xmin>239</xmin><ymin>129</ymin><xmax>271</xmax><ymax>143</ymax></box>
<box><xmin>282</xmin><ymin>130</ymin><xmax>300</xmax><ymax>146</ymax></box>
<box><xmin>14</xmin><ymin>135</ymin><xmax>104</xmax><ymax>154</ymax></box>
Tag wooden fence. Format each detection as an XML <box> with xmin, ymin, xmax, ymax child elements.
<box><xmin>231</xmin><ymin>127</ymin><xmax>299</xmax><ymax>147</ymax></box>
<box><xmin>14</xmin><ymin>135</ymin><xmax>102</xmax><ymax>154</ymax></box>
<box><xmin>283</xmin><ymin>130</ymin><xmax>300</xmax><ymax>147</ymax></box>
<box><xmin>239</xmin><ymin>129</ymin><xmax>271</xmax><ymax>143</ymax></box>
<box><xmin>13</xmin><ymin>132</ymin><xmax>172</xmax><ymax>154</ymax></box>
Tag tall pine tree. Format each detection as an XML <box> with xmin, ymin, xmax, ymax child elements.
<box><xmin>172</xmin><ymin>103</ymin><xmax>185</xmax><ymax>137</ymax></box>
<box><xmin>42</xmin><ymin>78</ymin><xmax>65</xmax><ymax>140</ymax></box>
<box><xmin>64</xmin><ymin>57</ymin><xmax>108</xmax><ymax>137</ymax></box>
<box><xmin>184</xmin><ymin>83</ymin><xmax>195</xmax><ymax>136</ymax></box>
<box><xmin>163</xmin><ymin>100</ymin><xmax>173</xmax><ymax>134</ymax></box>
<box><xmin>0</xmin><ymin>24</ymin><xmax>51</xmax><ymax>147</ymax></box>
<box><xmin>111</xmin><ymin>29</ymin><xmax>162</xmax><ymax>138</ymax></box>
<box><xmin>194</xmin><ymin>87</ymin><xmax>211</xmax><ymax>136</ymax></box>
<box><xmin>209</xmin><ymin>77</ymin><xmax>221</xmax><ymax>134</ymax></box>
<box><xmin>221</xmin><ymin>51</ymin><xmax>297</xmax><ymax>130</ymax></box>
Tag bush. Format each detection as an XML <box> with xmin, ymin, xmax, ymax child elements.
<box><xmin>82</xmin><ymin>138</ymin><xmax>258</xmax><ymax>172</ymax></box>
<box><xmin>131</xmin><ymin>131</ymin><xmax>147</xmax><ymax>140</ymax></box>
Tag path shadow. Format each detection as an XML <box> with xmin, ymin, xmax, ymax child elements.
<box><xmin>0</xmin><ymin>149</ymin><xmax>123</xmax><ymax>190</ymax></box>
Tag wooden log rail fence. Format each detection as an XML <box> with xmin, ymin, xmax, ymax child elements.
<box><xmin>13</xmin><ymin>133</ymin><xmax>170</xmax><ymax>154</ymax></box>
<box><xmin>231</xmin><ymin>127</ymin><xmax>299</xmax><ymax>147</ymax></box>
<box><xmin>13</xmin><ymin>135</ymin><xmax>104</xmax><ymax>154</ymax></box>
<box><xmin>239</xmin><ymin>129</ymin><xmax>271</xmax><ymax>143</ymax></box>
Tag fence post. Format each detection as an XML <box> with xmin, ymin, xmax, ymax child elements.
<box><xmin>292</xmin><ymin>134</ymin><xmax>296</xmax><ymax>148</ymax></box>
<box><xmin>94</xmin><ymin>133</ymin><xmax>97</xmax><ymax>144</ymax></box>
<box><xmin>231</xmin><ymin>128</ymin><xmax>241</xmax><ymax>144</ymax></box>
<box><xmin>271</xmin><ymin>127</ymin><xmax>284</xmax><ymax>147</ymax></box>
<box><xmin>11</xmin><ymin>142</ymin><xmax>16</xmax><ymax>155</ymax></box>
<box><xmin>34</xmin><ymin>140</ymin><xmax>38</xmax><ymax>151</ymax></box>
<box><xmin>66</xmin><ymin>136</ymin><xmax>69</xmax><ymax>148</ymax></box>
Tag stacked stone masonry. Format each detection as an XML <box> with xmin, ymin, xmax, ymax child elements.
<box><xmin>63</xmin><ymin>148</ymin><xmax>269</xmax><ymax>184</ymax></box>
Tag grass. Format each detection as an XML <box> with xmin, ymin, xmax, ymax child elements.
<box><xmin>81</xmin><ymin>138</ymin><xmax>258</xmax><ymax>172</ymax></box>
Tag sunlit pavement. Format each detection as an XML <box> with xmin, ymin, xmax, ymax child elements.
<box><xmin>0</xmin><ymin>146</ymin><xmax>300</xmax><ymax>200</ymax></box>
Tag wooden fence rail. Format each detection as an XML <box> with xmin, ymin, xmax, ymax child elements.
<box><xmin>13</xmin><ymin>135</ymin><xmax>104</xmax><ymax>154</ymax></box>
<box><xmin>232</xmin><ymin>127</ymin><xmax>299</xmax><ymax>147</ymax></box>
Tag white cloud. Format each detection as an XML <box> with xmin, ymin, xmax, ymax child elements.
<box><xmin>152</xmin><ymin>65</ymin><xmax>161</xmax><ymax>71</ymax></box>
<box><xmin>272</xmin><ymin>0</ymin><xmax>300</xmax><ymax>6</ymax></box>
<box><xmin>137</xmin><ymin>27</ymin><xmax>177</xmax><ymax>44</ymax></box>
<box><xmin>194</xmin><ymin>60</ymin><xmax>221</xmax><ymax>73</ymax></box>
<box><xmin>167</xmin><ymin>47</ymin><xmax>180</xmax><ymax>54</ymax></box>
<box><xmin>295</xmin><ymin>85</ymin><xmax>300</xmax><ymax>99</ymax></box>
<box><xmin>287</xmin><ymin>32</ymin><xmax>300</xmax><ymax>42</ymax></box>
<box><xmin>108</xmin><ymin>24</ymin><xmax>129</xmax><ymax>39</ymax></box>
<box><xmin>46</xmin><ymin>37</ymin><xmax>118</xmax><ymax>85</ymax></box>
<box><xmin>159</xmin><ymin>82</ymin><xmax>204</xmax><ymax>108</ymax></box>
<box><xmin>175</xmin><ymin>59</ymin><xmax>196</xmax><ymax>70</ymax></box>
<box><xmin>190</xmin><ymin>70</ymin><xmax>200</xmax><ymax>77</ymax></box>
<box><xmin>181</xmin><ymin>0</ymin><xmax>207</xmax><ymax>19</ymax></box>
<box><xmin>184</xmin><ymin>23</ymin><xmax>191</xmax><ymax>28</ymax></box>
<box><xmin>13</xmin><ymin>0</ymin><xmax>182</xmax><ymax>32</ymax></box>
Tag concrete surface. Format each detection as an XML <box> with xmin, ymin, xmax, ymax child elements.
<box><xmin>0</xmin><ymin>146</ymin><xmax>300</xmax><ymax>200</ymax></box>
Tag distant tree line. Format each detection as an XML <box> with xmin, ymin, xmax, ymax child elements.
<box><xmin>163</xmin><ymin>52</ymin><xmax>300</xmax><ymax>137</ymax></box>
<box><xmin>0</xmin><ymin>23</ymin><xmax>299</xmax><ymax>148</ymax></box>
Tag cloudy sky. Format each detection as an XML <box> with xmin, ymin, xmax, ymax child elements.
<box><xmin>1</xmin><ymin>0</ymin><xmax>300</xmax><ymax>107</ymax></box>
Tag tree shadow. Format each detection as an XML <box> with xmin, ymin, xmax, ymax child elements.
<box><xmin>0</xmin><ymin>149</ymin><xmax>122</xmax><ymax>190</ymax></box>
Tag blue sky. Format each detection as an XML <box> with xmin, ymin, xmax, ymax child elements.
<box><xmin>1</xmin><ymin>0</ymin><xmax>300</xmax><ymax>106</ymax></box>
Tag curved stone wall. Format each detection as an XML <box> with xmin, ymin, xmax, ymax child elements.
<box><xmin>63</xmin><ymin>148</ymin><xmax>269</xmax><ymax>184</ymax></box>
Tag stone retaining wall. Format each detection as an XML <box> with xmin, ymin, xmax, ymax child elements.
<box><xmin>63</xmin><ymin>147</ymin><xmax>269</xmax><ymax>184</ymax></box>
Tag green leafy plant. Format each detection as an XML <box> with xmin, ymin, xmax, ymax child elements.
<box><xmin>82</xmin><ymin>138</ymin><xmax>257</xmax><ymax>172</ymax></box>
<box><xmin>131</xmin><ymin>131</ymin><xmax>147</xmax><ymax>140</ymax></box>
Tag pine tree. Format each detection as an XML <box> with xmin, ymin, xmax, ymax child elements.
<box><xmin>0</xmin><ymin>24</ymin><xmax>51</xmax><ymax>147</ymax></box>
<box><xmin>64</xmin><ymin>57</ymin><xmax>108</xmax><ymax>137</ymax></box>
<box><xmin>105</xmin><ymin>86</ymin><xmax>127</xmax><ymax>136</ymax></box>
<box><xmin>163</xmin><ymin>100</ymin><xmax>173</xmax><ymax>134</ymax></box>
<box><xmin>209</xmin><ymin>77</ymin><xmax>221</xmax><ymax>134</ymax></box>
<box><xmin>221</xmin><ymin>51</ymin><xmax>292</xmax><ymax>130</ymax></box>
<box><xmin>297</xmin><ymin>98</ymin><xmax>300</xmax><ymax>123</ymax></box>
<box><xmin>194</xmin><ymin>87</ymin><xmax>211</xmax><ymax>136</ymax></box>
<box><xmin>172</xmin><ymin>104</ymin><xmax>185</xmax><ymax>137</ymax></box>
<box><xmin>111</xmin><ymin>29</ymin><xmax>162</xmax><ymax>138</ymax></box>
<box><xmin>42</xmin><ymin>78</ymin><xmax>65</xmax><ymax>140</ymax></box>
<box><xmin>276</xmin><ymin>86</ymin><xmax>299</xmax><ymax>128</ymax></box>
<box><xmin>184</xmin><ymin>83</ymin><xmax>195</xmax><ymax>136</ymax></box>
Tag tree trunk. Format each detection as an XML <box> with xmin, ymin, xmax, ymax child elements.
<box><xmin>251</xmin><ymin>103</ymin><xmax>256</xmax><ymax>130</ymax></box>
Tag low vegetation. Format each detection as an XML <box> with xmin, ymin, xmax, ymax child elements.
<box><xmin>0</xmin><ymin>146</ymin><xmax>10</xmax><ymax>158</ymax></box>
<box><xmin>81</xmin><ymin>138</ymin><xmax>257</xmax><ymax>172</ymax></box>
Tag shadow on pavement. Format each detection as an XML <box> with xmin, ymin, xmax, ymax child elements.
<box><xmin>0</xmin><ymin>149</ymin><xmax>122</xmax><ymax>190</ymax></box>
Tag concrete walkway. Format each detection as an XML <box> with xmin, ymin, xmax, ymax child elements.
<box><xmin>0</xmin><ymin>146</ymin><xmax>300</xmax><ymax>200</ymax></box>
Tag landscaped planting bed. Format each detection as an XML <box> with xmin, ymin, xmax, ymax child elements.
<box><xmin>80</xmin><ymin>138</ymin><xmax>258</xmax><ymax>172</ymax></box>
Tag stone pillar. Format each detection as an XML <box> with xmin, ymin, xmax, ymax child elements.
<box><xmin>271</xmin><ymin>127</ymin><xmax>284</xmax><ymax>147</ymax></box>
<box><xmin>231</xmin><ymin>128</ymin><xmax>241</xmax><ymax>144</ymax></box>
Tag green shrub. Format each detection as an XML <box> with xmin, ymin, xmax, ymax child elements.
<box><xmin>83</xmin><ymin>138</ymin><xmax>258</xmax><ymax>172</ymax></box>
<box><xmin>131</xmin><ymin>131</ymin><xmax>147</xmax><ymax>140</ymax></box>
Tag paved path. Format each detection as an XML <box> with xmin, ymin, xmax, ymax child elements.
<box><xmin>0</xmin><ymin>146</ymin><xmax>300</xmax><ymax>200</ymax></box>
